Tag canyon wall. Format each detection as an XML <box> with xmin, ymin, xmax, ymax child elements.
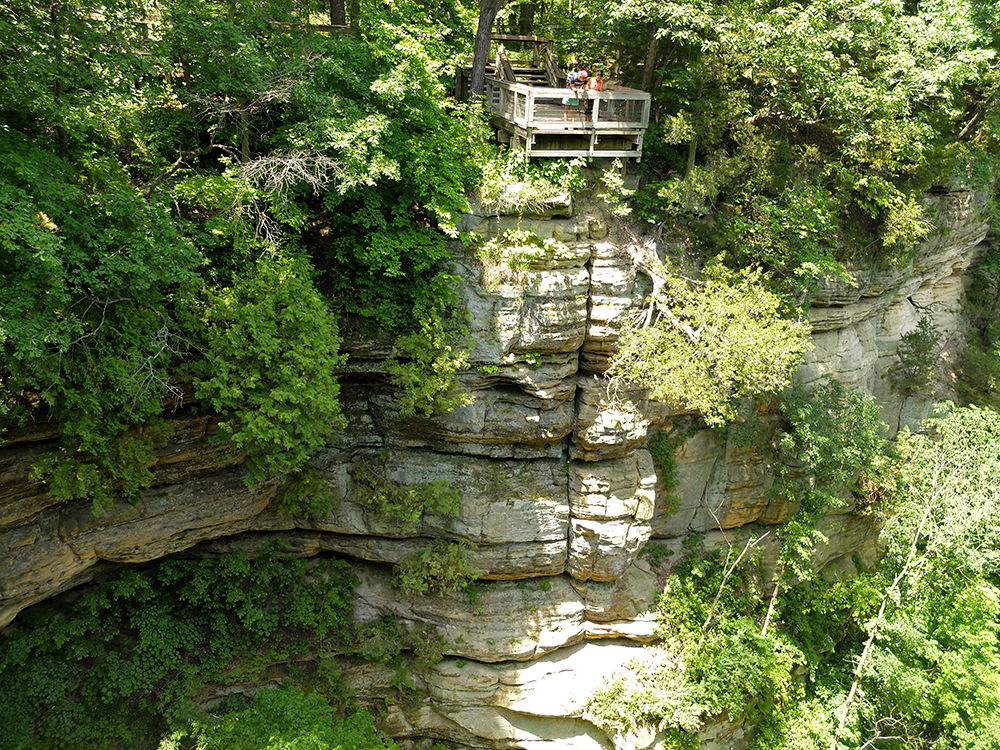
<box><xmin>0</xmin><ymin>188</ymin><xmax>989</xmax><ymax>749</ymax></box>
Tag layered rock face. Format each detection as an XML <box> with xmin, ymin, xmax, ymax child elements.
<box><xmin>0</xmin><ymin>189</ymin><xmax>989</xmax><ymax>749</ymax></box>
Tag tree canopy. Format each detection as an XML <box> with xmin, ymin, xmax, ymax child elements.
<box><xmin>0</xmin><ymin>0</ymin><xmax>485</xmax><ymax>509</ymax></box>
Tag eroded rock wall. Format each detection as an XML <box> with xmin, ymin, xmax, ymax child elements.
<box><xmin>0</xmin><ymin>189</ymin><xmax>989</xmax><ymax>750</ymax></box>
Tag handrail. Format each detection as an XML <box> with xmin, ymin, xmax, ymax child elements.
<box><xmin>543</xmin><ymin>47</ymin><xmax>560</xmax><ymax>87</ymax></box>
<box><xmin>496</xmin><ymin>44</ymin><xmax>517</xmax><ymax>83</ymax></box>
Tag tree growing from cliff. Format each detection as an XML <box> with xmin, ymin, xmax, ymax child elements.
<box><xmin>607</xmin><ymin>259</ymin><xmax>813</xmax><ymax>427</ymax></box>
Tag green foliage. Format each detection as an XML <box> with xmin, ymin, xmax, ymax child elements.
<box><xmin>163</xmin><ymin>686</ymin><xmax>399</xmax><ymax>750</ymax></box>
<box><xmin>2</xmin><ymin>0</ymin><xmax>486</xmax><ymax>508</ymax></box>
<box><xmin>617</xmin><ymin>0</ymin><xmax>993</xmax><ymax>277</ymax></box>
<box><xmin>609</xmin><ymin>265</ymin><xmax>813</xmax><ymax>427</ymax></box>
<box><xmin>193</xmin><ymin>260</ymin><xmax>347</xmax><ymax>485</ymax></box>
<box><xmin>888</xmin><ymin>405</ymin><xmax>1000</xmax><ymax>580</ymax></box>
<box><xmin>0</xmin><ymin>545</ymin><xmax>358</xmax><ymax>750</ymax></box>
<box><xmin>956</xmin><ymin>248</ymin><xmax>1000</xmax><ymax>409</ymax></box>
<box><xmin>752</xmin><ymin>405</ymin><xmax>1000</xmax><ymax>749</ymax></box>
<box><xmin>478</xmin><ymin>148</ymin><xmax>587</xmax><ymax>213</ymax></box>
<box><xmin>475</xmin><ymin>228</ymin><xmax>576</xmax><ymax>292</ymax></box>
<box><xmin>649</xmin><ymin>427</ymin><xmax>687</xmax><ymax>497</ymax></box>
<box><xmin>387</xmin><ymin>274</ymin><xmax>474</xmax><ymax>418</ymax></box>
<box><xmin>351</xmin><ymin>460</ymin><xmax>462</xmax><ymax>533</ymax></box>
<box><xmin>589</xmin><ymin>544</ymin><xmax>802</xmax><ymax>739</ymax></box>
<box><xmin>689</xmin><ymin>620</ymin><xmax>801</xmax><ymax>725</ymax></box>
<box><xmin>640</xmin><ymin>543</ymin><xmax>675</xmax><ymax>567</ymax></box>
<box><xmin>780</xmin><ymin>379</ymin><xmax>895</xmax><ymax>497</ymax></box>
<box><xmin>350</xmin><ymin>614</ymin><xmax>449</xmax><ymax>669</ymax></box>
<box><xmin>29</xmin><ymin>422</ymin><xmax>171</xmax><ymax>515</ymax></box>
<box><xmin>747</xmin><ymin>690</ymin><xmax>840</xmax><ymax>750</ymax></box>
<box><xmin>273</xmin><ymin>468</ymin><xmax>340</xmax><ymax>519</ymax></box>
<box><xmin>0</xmin><ymin>134</ymin><xmax>202</xmax><ymax>512</ymax></box>
<box><xmin>889</xmin><ymin>315</ymin><xmax>941</xmax><ymax>395</ymax></box>
<box><xmin>393</xmin><ymin>539</ymin><xmax>480</xmax><ymax>597</ymax></box>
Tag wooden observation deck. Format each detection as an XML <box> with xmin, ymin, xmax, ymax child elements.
<box><xmin>458</xmin><ymin>36</ymin><xmax>651</xmax><ymax>161</ymax></box>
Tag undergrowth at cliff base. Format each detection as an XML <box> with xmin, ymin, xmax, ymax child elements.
<box><xmin>586</xmin><ymin>541</ymin><xmax>877</xmax><ymax>745</ymax></box>
<box><xmin>0</xmin><ymin>543</ymin><xmax>448</xmax><ymax>750</ymax></box>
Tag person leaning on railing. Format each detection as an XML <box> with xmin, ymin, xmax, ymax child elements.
<box><xmin>563</xmin><ymin>69</ymin><xmax>587</xmax><ymax>122</ymax></box>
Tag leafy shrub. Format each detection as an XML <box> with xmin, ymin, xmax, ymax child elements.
<box><xmin>163</xmin><ymin>686</ymin><xmax>399</xmax><ymax>750</ymax></box>
<box><xmin>780</xmin><ymin>378</ymin><xmax>895</xmax><ymax>496</ymax></box>
<box><xmin>475</xmin><ymin>228</ymin><xmax>575</xmax><ymax>292</ymax></box>
<box><xmin>589</xmin><ymin>543</ymin><xmax>804</xmax><ymax>740</ymax></box>
<box><xmin>29</xmin><ymin>421</ymin><xmax>171</xmax><ymax>515</ymax></box>
<box><xmin>351</xmin><ymin>461</ymin><xmax>462</xmax><ymax>532</ymax></box>
<box><xmin>889</xmin><ymin>315</ymin><xmax>940</xmax><ymax>395</ymax></box>
<box><xmin>386</xmin><ymin>273</ymin><xmax>474</xmax><ymax>418</ymax></box>
<box><xmin>393</xmin><ymin>539</ymin><xmax>480</xmax><ymax>597</ymax></box>
<box><xmin>0</xmin><ymin>546</ymin><xmax>358</xmax><ymax>750</ymax></box>
<box><xmin>193</xmin><ymin>260</ymin><xmax>347</xmax><ymax>485</ymax></box>
<box><xmin>478</xmin><ymin>149</ymin><xmax>586</xmax><ymax>213</ymax></box>
<box><xmin>1</xmin><ymin>137</ymin><xmax>203</xmax><ymax>515</ymax></box>
<box><xmin>273</xmin><ymin>468</ymin><xmax>340</xmax><ymax>519</ymax></box>
<box><xmin>350</xmin><ymin>614</ymin><xmax>449</xmax><ymax>668</ymax></box>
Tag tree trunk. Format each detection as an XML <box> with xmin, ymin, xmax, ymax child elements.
<box><xmin>642</xmin><ymin>31</ymin><xmax>659</xmax><ymax>93</ymax></box>
<box><xmin>350</xmin><ymin>0</ymin><xmax>360</xmax><ymax>29</ymax></box>
<box><xmin>469</xmin><ymin>0</ymin><xmax>505</xmax><ymax>100</ymax></box>
<box><xmin>518</xmin><ymin>3</ymin><xmax>536</xmax><ymax>36</ymax></box>
<box><xmin>330</xmin><ymin>0</ymin><xmax>346</xmax><ymax>26</ymax></box>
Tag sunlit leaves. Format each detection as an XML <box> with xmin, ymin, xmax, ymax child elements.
<box><xmin>608</xmin><ymin>266</ymin><xmax>813</xmax><ymax>426</ymax></box>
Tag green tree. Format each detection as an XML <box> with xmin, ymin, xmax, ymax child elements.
<box><xmin>191</xmin><ymin>259</ymin><xmax>347</xmax><ymax>485</ymax></box>
<box><xmin>608</xmin><ymin>261</ymin><xmax>813</xmax><ymax>427</ymax></box>
<box><xmin>830</xmin><ymin>405</ymin><xmax>1000</xmax><ymax>749</ymax></box>
<box><xmin>1</xmin><ymin>0</ymin><xmax>485</xmax><ymax>507</ymax></box>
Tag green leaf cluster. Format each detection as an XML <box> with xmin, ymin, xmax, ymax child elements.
<box><xmin>164</xmin><ymin>687</ymin><xmax>399</xmax><ymax>750</ymax></box>
<box><xmin>191</xmin><ymin>259</ymin><xmax>347</xmax><ymax>485</ymax></box>
<box><xmin>393</xmin><ymin>538</ymin><xmax>481</xmax><ymax>596</ymax></box>
<box><xmin>478</xmin><ymin>148</ymin><xmax>587</xmax><ymax>213</ymax></box>
<box><xmin>273</xmin><ymin>467</ymin><xmax>341</xmax><ymax>519</ymax></box>
<box><xmin>0</xmin><ymin>546</ymin><xmax>357</xmax><ymax>749</ymax></box>
<box><xmin>387</xmin><ymin>274</ymin><xmax>475</xmax><ymax>418</ymax></box>
<box><xmin>780</xmin><ymin>379</ymin><xmax>895</xmax><ymax>498</ymax></box>
<box><xmin>2</xmin><ymin>0</ymin><xmax>487</xmax><ymax>508</ymax></box>
<box><xmin>350</xmin><ymin>614</ymin><xmax>450</xmax><ymax>668</ymax></box>
<box><xmin>889</xmin><ymin>316</ymin><xmax>941</xmax><ymax>395</ymax></box>
<box><xmin>609</xmin><ymin>265</ymin><xmax>813</xmax><ymax>427</ymax></box>
<box><xmin>351</xmin><ymin>460</ymin><xmax>463</xmax><ymax>533</ymax></box>
<box><xmin>610</xmin><ymin>0</ymin><xmax>998</xmax><ymax>279</ymax></box>
<box><xmin>956</xmin><ymin>248</ymin><xmax>1000</xmax><ymax>409</ymax></box>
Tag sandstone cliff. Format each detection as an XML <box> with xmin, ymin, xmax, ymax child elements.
<box><xmin>0</xmin><ymin>188</ymin><xmax>989</xmax><ymax>749</ymax></box>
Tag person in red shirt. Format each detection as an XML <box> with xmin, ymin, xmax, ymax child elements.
<box><xmin>584</xmin><ymin>70</ymin><xmax>604</xmax><ymax>123</ymax></box>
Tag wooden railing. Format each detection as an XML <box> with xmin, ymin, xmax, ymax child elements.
<box><xmin>485</xmin><ymin>78</ymin><xmax>651</xmax><ymax>133</ymax></box>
